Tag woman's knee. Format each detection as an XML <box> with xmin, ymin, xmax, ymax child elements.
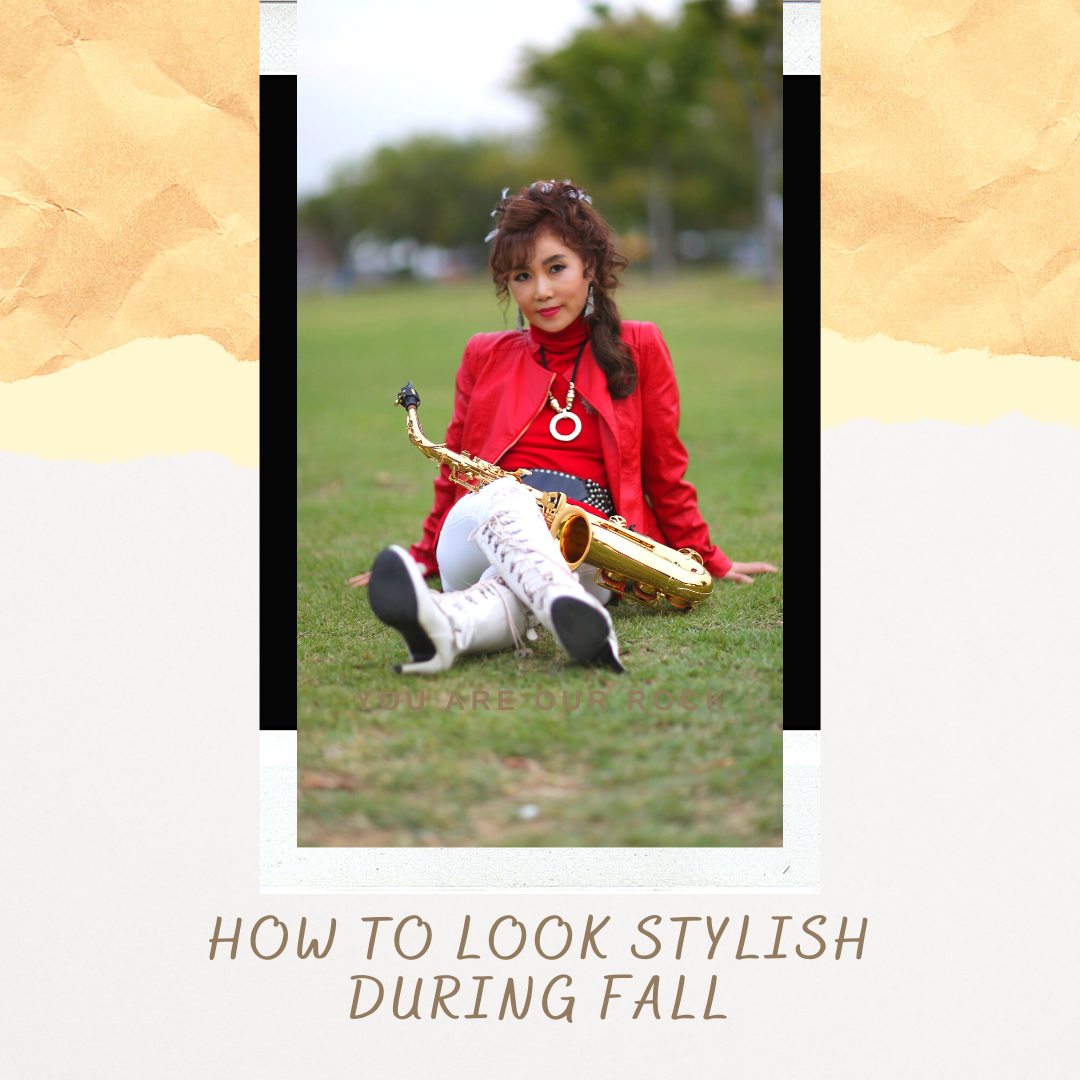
<box><xmin>436</xmin><ymin>497</ymin><xmax>492</xmax><ymax>591</ymax></box>
<box><xmin>486</xmin><ymin>476</ymin><xmax>540</xmax><ymax>513</ymax></box>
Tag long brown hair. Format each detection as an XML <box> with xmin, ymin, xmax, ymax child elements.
<box><xmin>488</xmin><ymin>181</ymin><xmax>637</xmax><ymax>398</ymax></box>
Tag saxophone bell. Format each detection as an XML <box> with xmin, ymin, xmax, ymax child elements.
<box><xmin>545</xmin><ymin>497</ymin><xmax>591</xmax><ymax>571</ymax></box>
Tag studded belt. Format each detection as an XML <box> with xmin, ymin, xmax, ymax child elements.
<box><xmin>521</xmin><ymin>468</ymin><xmax>615</xmax><ymax>518</ymax></box>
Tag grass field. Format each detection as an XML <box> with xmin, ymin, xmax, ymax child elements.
<box><xmin>297</xmin><ymin>267</ymin><xmax>783</xmax><ymax>847</ymax></box>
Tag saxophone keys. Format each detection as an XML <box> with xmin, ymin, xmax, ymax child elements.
<box><xmin>597</xmin><ymin>568</ymin><xmax>627</xmax><ymax>593</ymax></box>
<box><xmin>631</xmin><ymin>581</ymin><xmax>659</xmax><ymax>605</ymax></box>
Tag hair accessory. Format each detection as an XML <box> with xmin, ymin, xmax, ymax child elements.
<box><xmin>517</xmin><ymin>307</ymin><xmax>525</xmax><ymax>333</ymax></box>
<box><xmin>487</xmin><ymin>187</ymin><xmax>513</xmax><ymax>239</ymax></box>
<box><xmin>487</xmin><ymin>180</ymin><xmax>593</xmax><ymax>242</ymax></box>
<box><xmin>584</xmin><ymin>283</ymin><xmax>595</xmax><ymax>318</ymax></box>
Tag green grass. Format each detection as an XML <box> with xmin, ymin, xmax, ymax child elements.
<box><xmin>297</xmin><ymin>267</ymin><xmax>783</xmax><ymax>847</ymax></box>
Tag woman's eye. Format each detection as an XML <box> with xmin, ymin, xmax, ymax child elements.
<box><xmin>514</xmin><ymin>272</ymin><xmax>530</xmax><ymax>282</ymax></box>
<box><xmin>550</xmin><ymin>264</ymin><xmax>566</xmax><ymax>273</ymax></box>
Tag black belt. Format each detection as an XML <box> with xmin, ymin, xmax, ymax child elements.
<box><xmin>522</xmin><ymin>469</ymin><xmax>615</xmax><ymax>518</ymax></box>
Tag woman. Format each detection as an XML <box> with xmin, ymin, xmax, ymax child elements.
<box><xmin>350</xmin><ymin>180</ymin><xmax>776</xmax><ymax>673</ymax></box>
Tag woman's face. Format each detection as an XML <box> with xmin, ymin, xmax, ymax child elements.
<box><xmin>506</xmin><ymin>230</ymin><xmax>590</xmax><ymax>335</ymax></box>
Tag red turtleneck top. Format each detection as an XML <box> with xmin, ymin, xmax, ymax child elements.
<box><xmin>499</xmin><ymin>314</ymin><xmax>609</xmax><ymax>490</ymax></box>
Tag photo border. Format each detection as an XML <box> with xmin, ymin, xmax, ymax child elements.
<box><xmin>261</xmin><ymin>731</ymin><xmax>818</xmax><ymax>891</ymax></box>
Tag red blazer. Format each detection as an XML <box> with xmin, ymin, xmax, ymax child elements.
<box><xmin>407</xmin><ymin>321</ymin><xmax>732</xmax><ymax>581</ymax></box>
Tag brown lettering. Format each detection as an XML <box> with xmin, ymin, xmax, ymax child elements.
<box><xmin>349</xmin><ymin>975</ymin><xmax>384</xmax><ymax>1018</ymax></box>
<box><xmin>208</xmin><ymin>916</ymin><xmax>241</xmax><ymax>960</ymax></box>
<box><xmin>632</xmin><ymin>975</ymin><xmax>661</xmax><ymax>1019</ymax></box>
<box><xmin>541</xmin><ymin>976</ymin><xmax>574</xmax><ymax>1022</ymax></box>
<box><xmin>600</xmin><ymin>974</ymin><xmax>633</xmax><ymax>1019</ymax></box>
<box><xmin>765</xmin><ymin>915</ymin><xmax>791</xmax><ymax>959</ymax></box>
<box><xmin>361</xmin><ymin>916</ymin><xmax>393</xmax><ymax>960</ymax></box>
<box><xmin>670</xmin><ymin>916</ymin><xmax>701</xmax><ymax>960</ymax></box>
<box><xmin>250</xmin><ymin>915</ymin><xmax>288</xmax><ymax>960</ymax></box>
<box><xmin>430</xmin><ymin>975</ymin><xmax>461</xmax><ymax>1018</ymax></box>
<box><xmin>488</xmin><ymin>915</ymin><xmax>527</xmax><ymax>960</ymax></box>
<box><xmin>797</xmin><ymin>916</ymin><xmax>827</xmax><ymax>959</ymax></box>
<box><xmin>535</xmin><ymin>915</ymin><xmax>573</xmax><ymax>960</ymax></box>
<box><xmin>631</xmin><ymin>916</ymin><xmax>662</xmax><ymax>960</ymax></box>
<box><xmin>394</xmin><ymin>915</ymin><xmax>432</xmax><ymax>960</ymax></box>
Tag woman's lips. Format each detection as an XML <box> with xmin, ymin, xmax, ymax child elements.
<box><xmin>537</xmin><ymin>307</ymin><xmax>561</xmax><ymax>318</ymax></box>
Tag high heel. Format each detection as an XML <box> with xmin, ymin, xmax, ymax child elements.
<box><xmin>369</xmin><ymin>546</ymin><xmax>529</xmax><ymax>674</ymax></box>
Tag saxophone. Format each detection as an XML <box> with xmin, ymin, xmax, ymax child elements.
<box><xmin>394</xmin><ymin>381</ymin><xmax>713</xmax><ymax>610</ymax></box>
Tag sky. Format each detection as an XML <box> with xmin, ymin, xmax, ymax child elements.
<box><xmin>298</xmin><ymin>0</ymin><xmax>754</xmax><ymax>198</ymax></box>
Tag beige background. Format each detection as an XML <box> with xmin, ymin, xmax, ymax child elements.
<box><xmin>0</xmin><ymin>2</ymin><xmax>259</xmax><ymax>384</ymax></box>
<box><xmin>0</xmin><ymin>334</ymin><xmax>259</xmax><ymax>467</ymax></box>
<box><xmin>0</xmin><ymin>3</ymin><xmax>259</xmax><ymax>466</ymax></box>
<box><xmin>822</xmin><ymin>0</ymin><xmax>1080</xmax><ymax>364</ymax></box>
<box><xmin>821</xmin><ymin>330</ymin><xmax>1079</xmax><ymax>430</ymax></box>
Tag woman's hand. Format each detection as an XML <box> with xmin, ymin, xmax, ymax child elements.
<box><xmin>722</xmin><ymin>561</ymin><xmax>779</xmax><ymax>585</ymax></box>
<box><xmin>348</xmin><ymin>561</ymin><xmax>426</xmax><ymax>589</ymax></box>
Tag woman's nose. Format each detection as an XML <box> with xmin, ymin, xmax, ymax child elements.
<box><xmin>534</xmin><ymin>275</ymin><xmax>552</xmax><ymax>298</ymax></box>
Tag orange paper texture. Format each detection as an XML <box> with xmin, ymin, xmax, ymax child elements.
<box><xmin>822</xmin><ymin>0</ymin><xmax>1080</xmax><ymax>361</ymax></box>
<box><xmin>0</xmin><ymin>2</ymin><xmax>259</xmax><ymax>382</ymax></box>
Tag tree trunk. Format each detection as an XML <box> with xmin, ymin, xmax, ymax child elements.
<box><xmin>722</xmin><ymin>29</ymin><xmax>782</xmax><ymax>289</ymax></box>
<box><xmin>754</xmin><ymin>122</ymin><xmax>777</xmax><ymax>287</ymax></box>
<box><xmin>646</xmin><ymin>162</ymin><xmax>675</xmax><ymax>279</ymax></box>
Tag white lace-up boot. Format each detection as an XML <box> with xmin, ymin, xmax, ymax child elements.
<box><xmin>369</xmin><ymin>545</ymin><xmax>530</xmax><ymax>674</ymax></box>
<box><xmin>467</xmin><ymin>479</ymin><xmax>625</xmax><ymax>673</ymax></box>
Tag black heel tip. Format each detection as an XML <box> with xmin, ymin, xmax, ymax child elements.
<box><xmin>594</xmin><ymin>642</ymin><xmax>626</xmax><ymax>674</ymax></box>
<box><xmin>550</xmin><ymin>596</ymin><xmax>620</xmax><ymax>667</ymax></box>
<box><xmin>370</xmin><ymin>547</ymin><xmax>436</xmax><ymax>663</ymax></box>
<box><xmin>393</xmin><ymin>663</ymin><xmax>403</xmax><ymax>674</ymax></box>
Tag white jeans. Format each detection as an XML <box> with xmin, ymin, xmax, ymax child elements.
<box><xmin>435</xmin><ymin>481</ymin><xmax>613</xmax><ymax>605</ymax></box>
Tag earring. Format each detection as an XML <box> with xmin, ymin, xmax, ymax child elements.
<box><xmin>517</xmin><ymin>307</ymin><xmax>525</xmax><ymax>332</ymax></box>
<box><xmin>584</xmin><ymin>283</ymin><xmax>595</xmax><ymax>318</ymax></box>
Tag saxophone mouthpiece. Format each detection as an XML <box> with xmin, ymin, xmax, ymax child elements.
<box><xmin>396</xmin><ymin>381</ymin><xmax>421</xmax><ymax>409</ymax></box>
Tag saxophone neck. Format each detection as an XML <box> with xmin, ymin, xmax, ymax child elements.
<box><xmin>405</xmin><ymin>406</ymin><xmax>449</xmax><ymax>471</ymax></box>
<box><xmin>405</xmin><ymin>405</ymin><xmax>431</xmax><ymax>447</ymax></box>
<box><xmin>396</xmin><ymin>379</ymin><xmax>527</xmax><ymax>491</ymax></box>
<box><xmin>396</xmin><ymin>381</ymin><xmax>443</xmax><ymax>456</ymax></box>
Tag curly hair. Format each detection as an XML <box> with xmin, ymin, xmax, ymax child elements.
<box><xmin>488</xmin><ymin>180</ymin><xmax>637</xmax><ymax>399</ymax></box>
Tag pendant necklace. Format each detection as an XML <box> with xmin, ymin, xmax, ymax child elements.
<box><xmin>540</xmin><ymin>339</ymin><xmax>588</xmax><ymax>442</ymax></box>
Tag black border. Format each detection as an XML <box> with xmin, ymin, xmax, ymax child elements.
<box><xmin>263</xmin><ymin>75</ymin><xmax>298</xmax><ymax>731</ymax></box>
<box><xmin>780</xmin><ymin>75</ymin><xmax>820</xmax><ymax>731</ymax></box>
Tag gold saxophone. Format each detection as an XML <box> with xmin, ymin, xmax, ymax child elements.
<box><xmin>394</xmin><ymin>381</ymin><xmax>713</xmax><ymax>610</ymax></box>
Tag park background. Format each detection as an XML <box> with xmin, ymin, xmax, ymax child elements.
<box><xmin>297</xmin><ymin>0</ymin><xmax>783</xmax><ymax>847</ymax></box>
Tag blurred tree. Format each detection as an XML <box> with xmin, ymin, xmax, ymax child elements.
<box><xmin>297</xmin><ymin>136</ymin><xmax>531</xmax><ymax>261</ymax></box>
<box><xmin>297</xmin><ymin>3</ymin><xmax>779</xmax><ymax>280</ymax></box>
<box><xmin>694</xmin><ymin>0</ymin><xmax>782</xmax><ymax>285</ymax></box>
<box><xmin>518</xmin><ymin>1</ymin><xmax>779</xmax><ymax>280</ymax></box>
<box><xmin>519</xmin><ymin>6</ymin><xmax>720</xmax><ymax>276</ymax></box>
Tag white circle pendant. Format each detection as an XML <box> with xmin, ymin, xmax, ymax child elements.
<box><xmin>550</xmin><ymin>410</ymin><xmax>582</xmax><ymax>441</ymax></box>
